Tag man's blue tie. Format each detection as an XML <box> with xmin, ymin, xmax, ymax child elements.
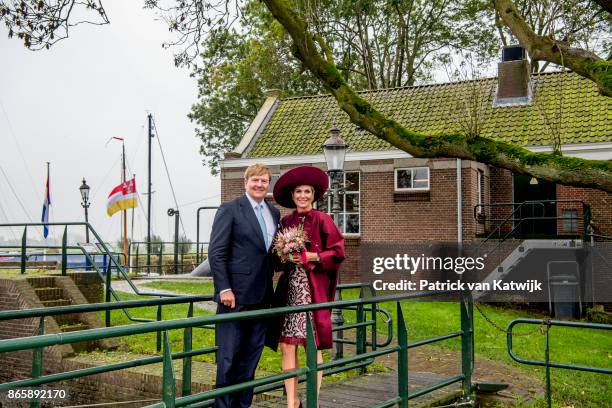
<box><xmin>255</xmin><ymin>203</ymin><xmax>269</xmax><ymax>248</ymax></box>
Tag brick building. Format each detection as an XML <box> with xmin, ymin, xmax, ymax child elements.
<box><xmin>218</xmin><ymin>57</ymin><xmax>611</xmax><ymax>283</ymax></box>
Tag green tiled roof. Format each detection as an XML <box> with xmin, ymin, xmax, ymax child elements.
<box><xmin>245</xmin><ymin>72</ymin><xmax>611</xmax><ymax>158</ymax></box>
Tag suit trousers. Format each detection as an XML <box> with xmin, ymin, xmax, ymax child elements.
<box><xmin>214</xmin><ymin>303</ymin><xmax>267</xmax><ymax>408</ymax></box>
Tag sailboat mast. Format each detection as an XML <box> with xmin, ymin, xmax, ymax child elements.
<box><xmin>147</xmin><ymin>113</ymin><xmax>153</xmax><ymax>274</ymax></box>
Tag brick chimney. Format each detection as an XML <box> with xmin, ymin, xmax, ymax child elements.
<box><xmin>494</xmin><ymin>45</ymin><xmax>531</xmax><ymax>106</ymax></box>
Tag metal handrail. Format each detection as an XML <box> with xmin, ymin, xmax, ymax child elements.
<box><xmin>0</xmin><ymin>245</ymin><xmax>128</xmax><ymax>270</ymax></box>
<box><xmin>589</xmin><ymin>232</ymin><xmax>612</xmax><ymax>241</ymax></box>
<box><xmin>0</xmin><ymin>295</ymin><xmax>211</xmax><ymax>321</ymax></box>
<box><xmin>475</xmin><ymin>200</ymin><xmax>590</xmax><ymax>262</ymax></box>
<box><xmin>507</xmin><ymin>318</ymin><xmax>611</xmax><ymax>408</ymax></box>
<box><xmin>475</xmin><ymin>200</ymin><xmax>590</xmax><ymax>238</ymax></box>
<box><xmin>129</xmin><ymin>240</ymin><xmax>203</xmax><ymax>276</ymax></box>
<box><xmin>0</xmin><ymin>222</ymin><xmax>195</xmax><ymax>335</ymax></box>
<box><xmin>336</xmin><ymin>283</ymin><xmax>393</xmax><ymax>349</ymax></box>
<box><xmin>0</xmin><ymin>290</ymin><xmax>475</xmax><ymax>408</ymax></box>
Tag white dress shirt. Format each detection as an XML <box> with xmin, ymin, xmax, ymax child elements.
<box><xmin>245</xmin><ymin>193</ymin><xmax>276</xmax><ymax>249</ymax></box>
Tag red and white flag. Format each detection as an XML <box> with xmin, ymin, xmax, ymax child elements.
<box><xmin>106</xmin><ymin>178</ymin><xmax>137</xmax><ymax>217</ymax></box>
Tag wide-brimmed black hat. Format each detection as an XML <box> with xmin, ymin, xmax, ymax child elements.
<box><xmin>272</xmin><ymin>166</ymin><xmax>329</xmax><ymax>208</ymax></box>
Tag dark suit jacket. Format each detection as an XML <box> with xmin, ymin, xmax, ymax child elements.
<box><xmin>209</xmin><ymin>195</ymin><xmax>280</xmax><ymax>305</ymax></box>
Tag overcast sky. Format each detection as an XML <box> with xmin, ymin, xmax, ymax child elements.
<box><xmin>0</xmin><ymin>2</ymin><xmax>221</xmax><ymax>246</ymax></box>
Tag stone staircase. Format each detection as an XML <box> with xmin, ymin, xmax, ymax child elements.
<box><xmin>26</xmin><ymin>276</ymin><xmax>122</xmax><ymax>353</ymax></box>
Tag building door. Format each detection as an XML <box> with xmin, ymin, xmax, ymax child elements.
<box><xmin>513</xmin><ymin>174</ymin><xmax>557</xmax><ymax>236</ymax></box>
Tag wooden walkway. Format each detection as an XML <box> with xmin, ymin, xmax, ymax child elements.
<box><xmin>253</xmin><ymin>370</ymin><xmax>463</xmax><ymax>408</ymax></box>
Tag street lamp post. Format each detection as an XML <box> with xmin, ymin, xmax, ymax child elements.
<box><xmin>79</xmin><ymin>178</ymin><xmax>91</xmax><ymax>243</ymax></box>
<box><xmin>323</xmin><ymin>123</ymin><xmax>348</xmax><ymax>224</ymax></box>
<box><xmin>322</xmin><ymin>123</ymin><xmax>348</xmax><ymax>360</ymax></box>
<box><xmin>168</xmin><ymin>208</ymin><xmax>180</xmax><ymax>275</ymax></box>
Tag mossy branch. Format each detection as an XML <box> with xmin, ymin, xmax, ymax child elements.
<box><xmin>262</xmin><ymin>0</ymin><xmax>612</xmax><ymax>193</ymax></box>
<box><xmin>494</xmin><ymin>0</ymin><xmax>611</xmax><ymax>97</ymax></box>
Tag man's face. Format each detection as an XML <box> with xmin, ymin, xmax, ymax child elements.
<box><xmin>245</xmin><ymin>174</ymin><xmax>270</xmax><ymax>201</ymax></box>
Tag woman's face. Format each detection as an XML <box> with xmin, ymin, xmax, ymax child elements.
<box><xmin>292</xmin><ymin>185</ymin><xmax>315</xmax><ymax>212</ymax></box>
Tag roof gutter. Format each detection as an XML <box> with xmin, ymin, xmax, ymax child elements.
<box><xmin>220</xmin><ymin>142</ymin><xmax>612</xmax><ymax>168</ymax></box>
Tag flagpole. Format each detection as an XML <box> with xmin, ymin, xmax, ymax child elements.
<box><xmin>122</xmin><ymin>142</ymin><xmax>128</xmax><ymax>268</ymax></box>
<box><xmin>43</xmin><ymin>162</ymin><xmax>50</xmax><ymax>260</ymax></box>
<box><xmin>131</xmin><ymin>173</ymin><xmax>136</xmax><ymax>273</ymax></box>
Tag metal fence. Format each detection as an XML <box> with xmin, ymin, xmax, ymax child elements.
<box><xmin>0</xmin><ymin>290</ymin><xmax>476</xmax><ymax>408</ymax></box>
<box><xmin>507</xmin><ymin>318</ymin><xmax>611</xmax><ymax>408</ymax></box>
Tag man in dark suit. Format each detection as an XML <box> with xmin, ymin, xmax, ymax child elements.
<box><xmin>209</xmin><ymin>163</ymin><xmax>280</xmax><ymax>408</ymax></box>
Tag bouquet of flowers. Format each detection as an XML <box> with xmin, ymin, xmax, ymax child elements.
<box><xmin>273</xmin><ymin>224</ymin><xmax>309</xmax><ymax>263</ymax></box>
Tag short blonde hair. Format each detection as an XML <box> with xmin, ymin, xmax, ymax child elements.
<box><xmin>244</xmin><ymin>163</ymin><xmax>272</xmax><ymax>182</ymax></box>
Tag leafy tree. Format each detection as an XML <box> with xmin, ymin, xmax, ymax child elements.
<box><xmin>2</xmin><ymin>0</ymin><xmax>611</xmax><ymax>190</ymax></box>
<box><xmin>188</xmin><ymin>1</ymin><xmax>322</xmax><ymax>174</ymax></box>
<box><xmin>261</xmin><ymin>0</ymin><xmax>612</xmax><ymax>191</ymax></box>
<box><xmin>292</xmin><ymin>0</ymin><xmax>499</xmax><ymax>88</ymax></box>
<box><xmin>115</xmin><ymin>237</ymin><xmax>133</xmax><ymax>252</ymax></box>
<box><xmin>149</xmin><ymin>234</ymin><xmax>164</xmax><ymax>254</ymax></box>
<box><xmin>177</xmin><ymin>234</ymin><xmax>193</xmax><ymax>255</ymax></box>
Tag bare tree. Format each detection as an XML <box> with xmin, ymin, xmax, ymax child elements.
<box><xmin>0</xmin><ymin>0</ymin><xmax>108</xmax><ymax>49</ymax></box>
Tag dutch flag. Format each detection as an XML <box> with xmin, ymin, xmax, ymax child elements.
<box><xmin>41</xmin><ymin>165</ymin><xmax>50</xmax><ymax>238</ymax></box>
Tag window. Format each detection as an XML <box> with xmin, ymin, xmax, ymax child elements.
<box><xmin>562</xmin><ymin>209</ymin><xmax>579</xmax><ymax>233</ymax></box>
<box><xmin>316</xmin><ymin>171</ymin><xmax>360</xmax><ymax>235</ymax></box>
<box><xmin>266</xmin><ymin>174</ymin><xmax>280</xmax><ymax>197</ymax></box>
<box><xmin>395</xmin><ymin>167</ymin><xmax>429</xmax><ymax>191</ymax></box>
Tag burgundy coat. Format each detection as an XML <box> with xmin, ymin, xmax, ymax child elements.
<box><xmin>265</xmin><ymin>209</ymin><xmax>345</xmax><ymax>350</ymax></box>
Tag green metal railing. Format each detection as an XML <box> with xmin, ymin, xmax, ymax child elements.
<box><xmin>507</xmin><ymin>318</ymin><xmax>612</xmax><ymax>408</ymax></box>
<box><xmin>334</xmin><ymin>283</ymin><xmax>393</xmax><ymax>361</ymax></box>
<box><xmin>0</xmin><ymin>222</ymin><xmax>199</xmax><ymax>340</ymax></box>
<box><xmin>129</xmin><ymin>241</ymin><xmax>202</xmax><ymax>275</ymax></box>
<box><xmin>0</xmin><ymin>290</ymin><xmax>475</xmax><ymax>408</ymax></box>
<box><xmin>0</xmin><ymin>295</ymin><xmax>214</xmax><ymax>408</ymax></box>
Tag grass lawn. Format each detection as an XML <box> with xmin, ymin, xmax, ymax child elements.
<box><xmin>138</xmin><ymin>280</ymin><xmax>215</xmax><ymax>294</ymax></box>
<box><xmin>97</xmin><ymin>286</ymin><xmax>378</xmax><ymax>381</ymax></box>
<box><xmin>101</xmin><ymin>282</ymin><xmax>611</xmax><ymax>407</ymax></box>
<box><xmin>339</xmin><ymin>289</ymin><xmax>611</xmax><ymax>408</ymax></box>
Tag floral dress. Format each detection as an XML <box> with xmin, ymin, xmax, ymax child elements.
<box><xmin>279</xmin><ymin>263</ymin><xmax>314</xmax><ymax>345</ymax></box>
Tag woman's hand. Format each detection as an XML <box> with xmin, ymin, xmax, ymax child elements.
<box><xmin>290</xmin><ymin>252</ymin><xmax>319</xmax><ymax>264</ymax></box>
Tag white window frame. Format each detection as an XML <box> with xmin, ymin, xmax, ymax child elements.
<box><xmin>266</xmin><ymin>174</ymin><xmax>280</xmax><ymax>197</ymax></box>
<box><xmin>315</xmin><ymin>171</ymin><xmax>361</xmax><ymax>237</ymax></box>
<box><xmin>562</xmin><ymin>209</ymin><xmax>579</xmax><ymax>233</ymax></box>
<box><xmin>394</xmin><ymin>167</ymin><xmax>430</xmax><ymax>192</ymax></box>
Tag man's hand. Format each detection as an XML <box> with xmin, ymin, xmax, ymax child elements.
<box><xmin>220</xmin><ymin>290</ymin><xmax>236</xmax><ymax>308</ymax></box>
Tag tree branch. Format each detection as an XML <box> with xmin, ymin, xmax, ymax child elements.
<box><xmin>494</xmin><ymin>0</ymin><xmax>611</xmax><ymax>96</ymax></box>
<box><xmin>262</xmin><ymin>0</ymin><xmax>612</xmax><ymax>193</ymax></box>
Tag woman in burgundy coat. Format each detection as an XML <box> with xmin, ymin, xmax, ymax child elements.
<box><xmin>267</xmin><ymin>166</ymin><xmax>345</xmax><ymax>408</ymax></box>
